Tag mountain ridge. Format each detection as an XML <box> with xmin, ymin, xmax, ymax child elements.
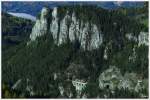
<box><xmin>2</xmin><ymin>2</ymin><xmax>144</xmax><ymax>16</ymax></box>
<box><xmin>2</xmin><ymin>3</ymin><xmax>148</xmax><ymax>98</ymax></box>
<box><xmin>29</xmin><ymin>5</ymin><xmax>148</xmax><ymax>51</ymax></box>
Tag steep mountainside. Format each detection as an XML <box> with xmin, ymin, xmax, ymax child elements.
<box><xmin>30</xmin><ymin>6</ymin><xmax>147</xmax><ymax>51</ymax></box>
<box><xmin>2</xmin><ymin>12</ymin><xmax>33</xmax><ymax>50</ymax></box>
<box><xmin>2</xmin><ymin>4</ymin><xmax>148</xmax><ymax>98</ymax></box>
<box><xmin>30</xmin><ymin>7</ymin><xmax>103</xmax><ymax>50</ymax></box>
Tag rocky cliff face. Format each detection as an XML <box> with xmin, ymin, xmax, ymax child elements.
<box><xmin>98</xmin><ymin>66</ymin><xmax>148</xmax><ymax>97</ymax></box>
<box><xmin>125</xmin><ymin>32</ymin><xmax>148</xmax><ymax>46</ymax></box>
<box><xmin>30</xmin><ymin>7</ymin><xmax>48</xmax><ymax>41</ymax></box>
<box><xmin>30</xmin><ymin>7</ymin><xmax>103</xmax><ymax>50</ymax></box>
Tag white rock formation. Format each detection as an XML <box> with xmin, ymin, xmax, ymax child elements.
<box><xmin>58</xmin><ymin>12</ymin><xmax>71</xmax><ymax>45</ymax></box>
<box><xmin>29</xmin><ymin>7</ymin><xmax>103</xmax><ymax>50</ymax></box>
<box><xmin>118</xmin><ymin>72</ymin><xmax>137</xmax><ymax>90</ymax></box>
<box><xmin>138</xmin><ymin>32</ymin><xmax>148</xmax><ymax>46</ymax></box>
<box><xmin>53</xmin><ymin>73</ymin><xmax>58</xmax><ymax>80</ymax></box>
<box><xmin>125</xmin><ymin>32</ymin><xmax>148</xmax><ymax>46</ymax></box>
<box><xmin>12</xmin><ymin>79</ymin><xmax>22</xmax><ymax>90</ymax></box>
<box><xmin>50</xmin><ymin>7</ymin><xmax>59</xmax><ymax>44</ymax></box>
<box><xmin>90</xmin><ymin>24</ymin><xmax>103</xmax><ymax>49</ymax></box>
<box><xmin>125</xmin><ymin>33</ymin><xmax>137</xmax><ymax>42</ymax></box>
<box><xmin>58</xmin><ymin>85</ymin><xmax>65</xmax><ymax>96</ymax></box>
<box><xmin>129</xmin><ymin>47</ymin><xmax>137</xmax><ymax>62</ymax></box>
<box><xmin>99</xmin><ymin>66</ymin><xmax>123</xmax><ymax>90</ymax></box>
<box><xmin>69</xmin><ymin>12</ymin><xmax>76</xmax><ymax>41</ymax></box>
<box><xmin>30</xmin><ymin>7</ymin><xmax>48</xmax><ymax>41</ymax></box>
<box><xmin>98</xmin><ymin>66</ymin><xmax>147</xmax><ymax>95</ymax></box>
<box><xmin>104</xmin><ymin>46</ymin><xmax>108</xmax><ymax>60</ymax></box>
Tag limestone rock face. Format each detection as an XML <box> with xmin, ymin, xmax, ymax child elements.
<box><xmin>58</xmin><ymin>12</ymin><xmax>71</xmax><ymax>45</ymax></box>
<box><xmin>138</xmin><ymin>32</ymin><xmax>148</xmax><ymax>46</ymax></box>
<box><xmin>118</xmin><ymin>73</ymin><xmax>138</xmax><ymax>90</ymax></box>
<box><xmin>98</xmin><ymin>66</ymin><xmax>123</xmax><ymax>90</ymax></box>
<box><xmin>58</xmin><ymin>84</ymin><xmax>65</xmax><ymax>96</ymax></box>
<box><xmin>103</xmin><ymin>46</ymin><xmax>108</xmax><ymax>60</ymax></box>
<box><xmin>98</xmin><ymin>66</ymin><xmax>148</xmax><ymax>95</ymax></box>
<box><xmin>125</xmin><ymin>32</ymin><xmax>148</xmax><ymax>47</ymax></box>
<box><xmin>90</xmin><ymin>24</ymin><xmax>103</xmax><ymax>50</ymax></box>
<box><xmin>29</xmin><ymin>7</ymin><xmax>103</xmax><ymax>50</ymax></box>
<box><xmin>30</xmin><ymin>7</ymin><xmax>48</xmax><ymax>41</ymax></box>
<box><xmin>69</xmin><ymin>12</ymin><xmax>79</xmax><ymax>42</ymax></box>
<box><xmin>125</xmin><ymin>33</ymin><xmax>138</xmax><ymax>42</ymax></box>
<box><xmin>50</xmin><ymin>7</ymin><xmax>59</xmax><ymax>44</ymax></box>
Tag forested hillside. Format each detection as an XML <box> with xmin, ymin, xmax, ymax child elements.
<box><xmin>2</xmin><ymin>12</ymin><xmax>33</xmax><ymax>50</ymax></box>
<box><xmin>2</xmin><ymin>3</ymin><xmax>148</xmax><ymax>98</ymax></box>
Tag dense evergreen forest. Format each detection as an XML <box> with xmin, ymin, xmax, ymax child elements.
<box><xmin>2</xmin><ymin>3</ymin><xmax>148</xmax><ymax>98</ymax></box>
<box><xmin>2</xmin><ymin>12</ymin><xmax>33</xmax><ymax>50</ymax></box>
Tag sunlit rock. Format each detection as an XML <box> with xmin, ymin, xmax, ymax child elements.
<box><xmin>98</xmin><ymin>66</ymin><xmax>148</xmax><ymax>97</ymax></box>
<box><xmin>50</xmin><ymin>7</ymin><xmax>59</xmax><ymax>44</ymax></box>
<box><xmin>30</xmin><ymin>7</ymin><xmax>103</xmax><ymax>50</ymax></box>
<box><xmin>30</xmin><ymin>7</ymin><xmax>48</xmax><ymax>41</ymax></box>
<box><xmin>98</xmin><ymin>66</ymin><xmax>123</xmax><ymax>90</ymax></box>
<box><xmin>138</xmin><ymin>32</ymin><xmax>148</xmax><ymax>46</ymax></box>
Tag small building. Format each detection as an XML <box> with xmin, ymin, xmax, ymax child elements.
<box><xmin>72</xmin><ymin>79</ymin><xmax>87</xmax><ymax>96</ymax></box>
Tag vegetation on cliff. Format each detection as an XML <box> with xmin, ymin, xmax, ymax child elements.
<box><xmin>2</xmin><ymin>3</ymin><xmax>148</xmax><ymax>98</ymax></box>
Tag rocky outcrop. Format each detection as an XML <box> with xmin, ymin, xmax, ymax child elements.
<box><xmin>12</xmin><ymin>79</ymin><xmax>22</xmax><ymax>90</ymax></box>
<box><xmin>98</xmin><ymin>66</ymin><xmax>123</xmax><ymax>90</ymax></box>
<box><xmin>138</xmin><ymin>32</ymin><xmax>148</xmax><ymax>46</ymax></box>
<box><xmin>50</xmin><ymin>7</ymin><xmax>59</xmax><ymax>44</ymax></box>
<box><xmin>125</xmin><ymin>33</ymin><xmax>138</xmax><ymax>42</ymax></box>
<box><xmin>30</xmin><ymin>7</ymin><xmax>103</xmax><ymax>50</ymax></box>
<box><xmin>30</xmin><ymin>7</ymin><xmax>48</xmax><ymax>41</ymax></box>
<box><xmin>58</xmin><ymin>84</ymin><xmax>65</xmax><ymax>96</ymax></box>
<box><xmin>125</xmin><ymin>32</ymin><xmax>148</xmax><ymax>47</ymax></box>
<box><xmin>98</xmin><ymin>66</ymin><xmax>148</xmax><ymax>96</ymax></box>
